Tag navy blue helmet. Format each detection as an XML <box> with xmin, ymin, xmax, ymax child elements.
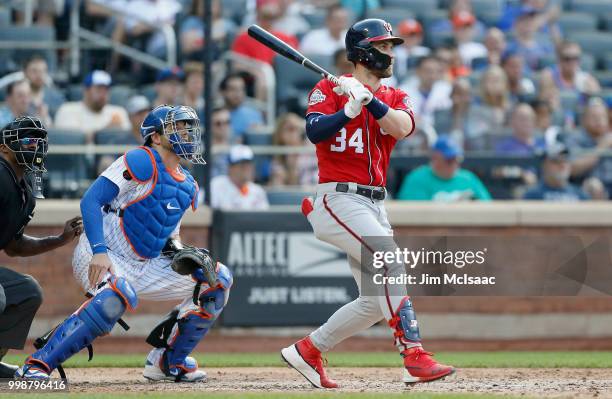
<box><xmin>345</xmin><ymin>19</ymin><xmax>404</xmax><ymax>71</ymax></box>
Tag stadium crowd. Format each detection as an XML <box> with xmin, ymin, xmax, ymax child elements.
<box><xmin>0</xmin><ymin>0</ymin><xmax>611</xmax><ymax>204</ymax></box>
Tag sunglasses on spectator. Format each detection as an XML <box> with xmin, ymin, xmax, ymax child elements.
<box><xmin>214</xmin><ymin>119</ymin><xmax>230</xmax><ymax>126</ymax></box>
<box><xmin>561</xmin><ymin>55</ymin><xmax>580</xmax><ymax>62</ymax></box>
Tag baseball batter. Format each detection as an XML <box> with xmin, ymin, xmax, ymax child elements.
<box><xmin>16</xmin><ymin>105</ymin><xmax>232</xmax><ymax>382</ymax></box>
<box><xmin>281</xmin><ymin>19</ymin><xmax>455</xmax><ymax>387</ymax></box>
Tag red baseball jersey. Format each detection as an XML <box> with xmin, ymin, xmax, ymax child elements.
<box><xmin>306</xmin><ymin>75</ymin><xmax>415</xmax><ymax>187</ymax></box>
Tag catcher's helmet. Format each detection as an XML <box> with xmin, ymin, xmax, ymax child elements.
<box><xmin>140</xmin><ymin>104</ymin><xmax>205</xmax><ymax>164</ymax></box>
<box><xmin>1</xmin><ymin>116</ymin><xmax>48</xmax><ymax>173</ymax></box>
<box><xmin>346</xmin><ymin>19</ymin><xmax>404</xmax><ymax>71</ymax></box>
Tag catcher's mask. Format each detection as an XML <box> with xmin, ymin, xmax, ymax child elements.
<box><xmin>141</xmin><ymin>105</ymin><xmax>205</xmax><ymax>165</ymax></box>
<box><xmin>2</xmin><ymin>116</ymin><xmax>48</xmax><ymax>198</ymax></box>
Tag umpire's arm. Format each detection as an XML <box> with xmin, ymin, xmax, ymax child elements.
<box><xmin>4</xmin><ymin>216</ymin><xmax>82</xmax><ymax>257</ymax></box>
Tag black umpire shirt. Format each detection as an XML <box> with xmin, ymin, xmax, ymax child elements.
<box><xmin>0</xmin><ymin>157</ymin><xmax>36</xmax><ymax>250</ymax></box>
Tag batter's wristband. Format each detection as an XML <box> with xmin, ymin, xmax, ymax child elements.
<box><xmin>365</xmin><ymin>97</ymin><xmax>389</xmax><ymax>120</ymax></box>
<box><xmin>92</xmin><ymin>243</ymin><xmax>108</xmax><ymax>254</ymax></box>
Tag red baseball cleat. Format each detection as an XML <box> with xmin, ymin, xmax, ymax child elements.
<box><xmin>281</xmin><ymin>336</ymin><xmax>338</xmax><ymax>389</ymax></box>
<box><xmin>402</xmin><ymin>347</ymin><xmax>455</xmax><ymax>384</ymax></box>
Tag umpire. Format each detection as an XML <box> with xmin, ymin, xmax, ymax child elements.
<box><xmin>0</xmin><ymin>116</ymin><xmax>83</xmax><ymax>377</ymax></box>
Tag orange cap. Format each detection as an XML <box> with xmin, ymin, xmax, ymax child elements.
<box><xmin>398</xmin><ymin>19</ymin><xmax>423</xmax><ymax>36</ymax></box>
<box><xmin>452</xmin><ymin>11</ymin><xmax>476</xmax><ymax>28</ymax></box>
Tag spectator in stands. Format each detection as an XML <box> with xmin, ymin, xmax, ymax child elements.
<box><xmin>539</xmin><ymin>42</ymin><xmax>601</xmax><ymax>105</ymax></box>
<box><xmin>501</xmin><ymin>51</ymin><xmax>536</xmax><ymax>105</ymax></box>
<box><xmin>467</xmin><ymin>65</ymin><xmax>510</xmax><ymax>149</ymax></box>
<box><xmin>523</xmin><ymin>142</ymin><xmax>589</xmax><ymax>201</ymax></box>
<box><xmin>300</xmin><ymin>5</ymin><xmax>348</xmax><ymax>56</ymax></box>
<box><xmin>565</xmin><ymin>99</ymin><xmax>612</xmax><ymax>194</ymax></box>
<box><xmin>531</xmin><ymin>99</ymin><xmax>561</xmax><ymax>144</ymax></box>
<box><xmin>54</xmin><ymin>70</ymin><xmax>130</xmax><ymax>140</ymax></box>
<box><xmin>220</xmin><ymin>74</ymin><xmax>264</xmax><ymax>142</ymax></box>
<box><xmin>400</xmin><ymin>56</ymin><xmax>452</xmax><ymax>132</ymax></box>
<box><xmin>210</xmin><ymin>106</ymin><xmax>233</xmax><ymax>178</ymax></box>
<box><xmin>452</xmin><ymin>11</ymin><xmax>487</xmax><ymax>68</ymax></box>
<box><xmin>505</xmin><ymin>6</ymin><xmax>554</xmax><ymax>72</ymax></box>
<box><xmin>179</xmin><ymin>0</ymin><xmax>236</xmax><ymax>61</ymax></box>
<box><xmin>397</xmin><ymin>136</ymin><xmax>491</xmax><ymax>201</ymax></box>
<box><xmin>182</xmin><ymin>62</ymin><xmax>205</xmax><ymax>115</ymax></box>
<box><xmin>12</xmin><ymin>0</ymin><xmax>60</xmax><ymax>26</ymax></box>
<box><xmin>153</xmin><ymin>67</ymin><xmax>184</xmax><ymax>107</ymax></box>
<box><xmin>446</xmin><ymin>43</ymin><xmax>471</xmax><ymax>80</ymax></box>
<box><xmin>232</xmin><ymin>0</ymin><xmax>299</xmax><ymax>65</ymax></box>
<box><xmin>333</xmin><ymin>48</ymin><xmax>354</xmax><ymax>76</ymax></box>
<box><xmin>273</xmin><ymin>0</ymin><xmax>311</xmax><ymax>37</ymax></box>
<box><xmin>481</xmin><ymin>28</ymin><xmax>507</xmax><ymax>68</ymax></box>
<box><xmin>434</xmin><ymin>78</ymin><xmax>474</xmax><ymax>148</ymax></box>
<box><xmin>23</xmin><ymin>55</ymin><xmax>65</xmax><ymax>119</ymax></box>
<box><xmin>393</xmin><ymin>19</ymin><xmax>430</xmax><ymax>83</ymax></box>
<box><xmin>210</xmin><ymin>145</ymin><xmax>269</xmax><ymax>210</ymax></box>
<box><xmin>431</xmin><ymin>0</ymin><xmax>486</xmax><ymax>39</ymax></box>
<box><xmin>268</xmin><ymin>113</ymin><xmax>317</xmax><ymax>187</ymax></box>
<box><xmin>582</xmin><ymin>177</ymin><xmax>608</xmax><ymax>200</ymax></box>
<box><xmin>0</xmin><ymin>80</ymin><xmax>37</xmax><ymax>128</ymax></box>
<box><xmin>498</xmin><ymin>0</ymin><xmax>562</xmax><ymax>46</ymax></box>
<box><xmin>126</xmin><ymin>95</ymin><xmax>151</xmax><ymax>143</ymax></box>
<box><xmin>495</xmin><ymin>103</ymin><xmax>544</xmax><ymax>155</ymax></box>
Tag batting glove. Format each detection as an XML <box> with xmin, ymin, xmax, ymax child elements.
<box><xmin>347</xmin><ymin>85</ymin><xmax>373</xmax><ymax>105</ymax></box>
<box><xmin>332</xmin><ymin>76</ymin><xmax>362</xmax><ymax>96</ymax></box>
<box><xmin>344</xmin><ymin>98</ymin><xmax>363</xmax><ymax>119</ymax></box>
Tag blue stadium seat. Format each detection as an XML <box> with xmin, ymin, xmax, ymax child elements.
<box><xmin>94</xmin><ymin>129</ymin><xmax>139</xmax><ymax>145</ymax></box>
<box><xmin>0</xmin><ymin>26</ymin><xmax>57</xmax><ymax>73</ymax></box>
<box><xmin>471</xmin><ymin>0</ymin><xmax>503</xmax><ymax>15</ymax></box>
<box><xmin>266</xmin><ymin>190</ymin><xmax>311</xmax><ymax>206</ymax></box>
<box><xmin>244</xmin><ymin>132</ymin><xmax>273</xmax><ymax>146</ymax></box>
<box><xmin>603</xmin><ymin>52</ymin><xmax>612</xmax><ymax>70</ymax></box>
<box><xmin>557</xmin><ymin>12</ymin><xmax>598</xmax><ymax>32</ymax></box>
<box><xmin>141</xmin><ymin>84</ymin><xmax>157</xmax><ymax>102</ymax></box>
<box><xmin>420</xmin><ymin>8</ymin><xmax>448</xmax><ymax>28</ymax></box>
<box><xmin>603</xmin><ymin>12</ymin><xmax>612</xmax><ymax>31</ymax></box>
<box><xmin>580</xmin><ymin>53</ymin><xmax>596</xmax><ymax>72</ymax></box>
<box><xmin>45</xmin><ymin>129</ymin><xmax>90</xmax><ymax>198</ymax></box>
<box><xmin>66</xmin><ymin>84</ymin><xmax>83</xmax><ymax>102</ymax></box>
<box><xmin>109</xmin><ymin>85</ymin><xmax>134</xmax><ymax>108</ymax></box>
<box><xmin>570</xmin><ymin>0</ymin><xmax>612</xmax><ymax>15</ymax></box>
<box><xmin>0</xmin><ymin>7</ymin><xmax>10</xmax><ymax>26</ymax></box>
<box><xmin>274</xmin><ymin>55</ymin><xmax>321</xmax><ymax>113</ymax></box>
<box><xmin>220</xmin><ymin>0</ymin><xmax>247</xmax><ymax>25</ymax></box>
<box><xmin>381</xmin><ymin>0</ymin><xmax>437</xmax><ymax>17</ymax></box>
<box><xmin>367</xmin><ymin>8</ymin><xmax>415</xmax><ymax>27</ymax></box>
<box><xmin>567</xmin><ymin>32</ymin><xmax>610</xmax><ymax>58</ymax></box>
<box><xmin>593</xmin><ymin>71</ymin><xmax>612</xmax><ymax>88</ymax></box>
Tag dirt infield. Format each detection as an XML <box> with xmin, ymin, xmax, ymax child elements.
<box><xmin>64</xmin><ymin>367</ymin><xmax>612</xmax><ymax>398</ymax></box>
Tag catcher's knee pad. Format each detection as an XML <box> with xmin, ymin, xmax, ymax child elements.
<box><xmin>25</xmin><ymin>276</ymin><xmax>137</xmax><ymax>373</ymax></box>
<box><xmin>388</xmin><ymin>296</ymin><xmax>421</xmax><ymax>345</ymax></box>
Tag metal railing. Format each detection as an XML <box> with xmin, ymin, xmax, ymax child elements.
<box><xmin>3</xmin><ymin>0</ymin><xmax>177</xmax><ymax>76</ymax></box>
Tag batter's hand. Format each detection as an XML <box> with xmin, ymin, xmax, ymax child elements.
<box><xmin>347</xmin><ymin>85</ymin><xmax>373</xmax><ymax>105</ymax></box>
<box><xmin>88</xmin><ymin>253</ymin><xmax>115</xmax><ymax>289</ymax></box>
<box><xmin>332</xmin><ymin>76</ymin><xmax>362</xmax><ymax>96</ymax></box>
<box><xmin>59</xmin><ymin>216</ymin><xmax>83</xmax><ymax>244</ymax></box>
<box><xmin>344</xmin><ymin>98</ymin><xmax>363</xmax><ymax>119</ymax></box>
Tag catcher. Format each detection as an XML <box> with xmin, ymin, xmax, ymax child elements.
<box><xmin>16</xmin><ymin>105</ymin><xmax>232</xmax><ymax>382</ymax></box>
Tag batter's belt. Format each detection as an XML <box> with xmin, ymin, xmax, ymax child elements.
<box><xmin>317</xmin><ymin>182</ymin><xmax>386</xmax><ymax>201</ymax></box>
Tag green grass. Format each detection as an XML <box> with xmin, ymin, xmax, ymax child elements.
<box><xmin>5</xmin><ymin>351</ymin><xmax>612</xmax><ymax>369</ymax></box>
<box><xmin>5</xmin><ymin>394</ymin><xmax>529</xmax><ymax>399</ymax></box>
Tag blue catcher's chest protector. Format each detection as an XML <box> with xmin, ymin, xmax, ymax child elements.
<box><xmin>121</xmin><ymin>147</ymin><xmax>197</xmax><ymax>258</ymax></box>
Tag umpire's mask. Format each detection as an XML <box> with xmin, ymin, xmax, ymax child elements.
<box><xmin>2</xmin><ymin>116</ymin><xmax>49</xmax><ymax>198</ymax></box>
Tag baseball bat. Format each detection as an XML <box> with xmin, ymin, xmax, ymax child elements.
<box><xmin>247</xmin><ymin>24</ymin><xmax>340</xmax><ymax>85</ymax></box>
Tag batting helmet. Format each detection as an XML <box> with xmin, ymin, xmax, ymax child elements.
<box><xmin>1</xmin><ymin>116</ymin><xmax>48</xmax><ymax>173</ymax></box>
<box><xmin>346</xmin><ymin>19</ymin><xmax>404</xmax><ymax>71</ymax></box>
<box><xmin>140</xmin><ymin>105</ymin><xmax>205</xmax><ymax>164</ymax></box>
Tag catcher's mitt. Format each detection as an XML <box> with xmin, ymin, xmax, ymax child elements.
<box><xmin>171</xmin><ymin>245</ymin><xmax>217</xmax><ymax>288</ymax></box>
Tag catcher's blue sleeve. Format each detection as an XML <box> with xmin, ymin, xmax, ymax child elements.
<box><xmin>80</xmin><ymin>176</ymin><xmax>119</xmax><ymax>254</ymax></box>
<box><xmin>305</xmin><ymin>110</ymin><xmax>350</xmax><ymax>144</ymax></box>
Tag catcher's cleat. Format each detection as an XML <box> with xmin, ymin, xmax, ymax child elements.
<box><xmin>143</xmin><ymin>348</ymin><xmax>206</xmax><ymax>383</ymax></box>
<box><xmin>281</xmin><ymin>336</ymin><xmax>338</xmax><ymax>389</ymax></box>
<box><xmin>401</xmin><ymin>347</ymin><xmax>455</xmax><ymax>384</ymax></box>
<box><xmin>14</xmin><ymin>364</ymin><xmax>50</xmax><ymax>380</ymax></box>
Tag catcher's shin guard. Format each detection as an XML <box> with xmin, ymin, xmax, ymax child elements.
<box><xmin>162</xmin><ymin>263</ymin><xmax>232</xmax><ymax>379</ymax></box>
<box><xmin>17</xmin><ymin>276</ymin><xmax>137</xmax><ymax>377</ymax></box>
